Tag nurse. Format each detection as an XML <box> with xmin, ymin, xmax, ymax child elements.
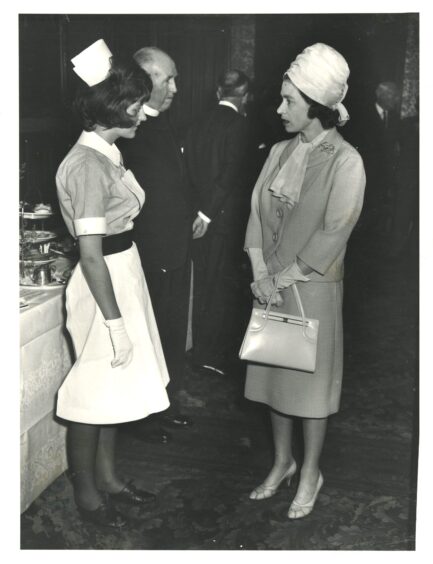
<box><xmin>56</xmin><ymin>40</ymin><xmax>170</xmax><ymax>528</ymax></box>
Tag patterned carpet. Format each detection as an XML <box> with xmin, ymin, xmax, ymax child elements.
<box><xmin>20</xmin><ymin>230</ymin><xmax>418</xmax><ymax>550</ymax></box>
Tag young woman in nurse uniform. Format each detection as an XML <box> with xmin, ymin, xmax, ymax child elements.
<box><xmin>56</xmin><ymin>40</ymin><xmax>170</xmax><ymax>528</ymax></box>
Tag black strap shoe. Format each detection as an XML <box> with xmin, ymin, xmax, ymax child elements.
<box><xmin>77</xmin><ymin>500</ymin><xmax>127</xmax><ymax>528</ymax></box>
<box><xmin>110</xmin><ymin>481</ymin><xmax>156</xmax><ymax>505</ymax></box>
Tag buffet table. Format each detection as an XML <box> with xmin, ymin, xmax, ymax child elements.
<box><xmin>20</xmin><ymin>284</ymin><xmax>72</xmax><ymax>513</ymax></box>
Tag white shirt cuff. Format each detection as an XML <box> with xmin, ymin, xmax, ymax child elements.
<box><xmin>74</xmin><ymin>217</ymin><xmax>107</xmax><ymax>236</ymax></box>
<box><xmin>198</xmin><ymin>211</ymin><xmax>211</xmax><ymax>223</ymax></box>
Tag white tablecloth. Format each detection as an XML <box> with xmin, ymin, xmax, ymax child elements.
<box><xmin>20</xmin><ymin>285</ymin><xmax>72</xmax><ymax>512</ymax></box>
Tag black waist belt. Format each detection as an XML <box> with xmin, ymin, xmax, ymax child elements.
<box><xmin>102</xmin><ymin>231</ymin><xmax>133</xmax><ymax>256</ymax></box>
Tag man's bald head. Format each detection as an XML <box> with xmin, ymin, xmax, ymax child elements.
<box><xmin>134</xmin><ymin>47</ymin><xmax>178</xmax><ymax>112</ymax></box>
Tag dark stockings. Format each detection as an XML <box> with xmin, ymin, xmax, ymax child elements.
<box><xmin>95</xmin><ymin>426</ymin><xmax>126</xmax><ymax>493</ymax></box>
<box><xmin>67</xmin><ymin>423</ymin><xmax>125</xmax><ymax>510</ymax></box>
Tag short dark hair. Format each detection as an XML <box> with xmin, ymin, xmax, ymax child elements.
<box><xmin>297</xmin><ymin>89</ymin><xmax>340</xmax><ymax>129</ymax></box>
<box><xmin>218</xmin><ymin>69</ymin><xmax>249</xmax><ymax>98</ymax></box>
<box><xmin>74</xmin><ymin>57</ymin><xmax>152</xmax><ymax>131</ymax></box>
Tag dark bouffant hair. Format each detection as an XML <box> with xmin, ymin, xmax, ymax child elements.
<box><xmin>298</xmin><ymin>89</ymin><xmax>340</xmax><ymax>129</ymax></box>
<box><xmin>74</xmin><ymin>56</ymin><xmax>152</xmax><ymax>131</ymax></box>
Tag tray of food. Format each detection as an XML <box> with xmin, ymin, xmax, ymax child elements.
<box><xmin>20</xmin><ymin>265</ymin><xmax>66</xmax><ymax>288</ymax></box>
<box><xmin>20</xmin><ymin>256</ymin><xmax>56</xmax><ymax>265</ymax></box>
<box><xmin>21</xmin><ymin>203</ymin><xmax>53</xmax><ymax>219</ymax></box>
<box><xmin>21</xmin><ymin>230</ymin><xmax>58</xmax><ymax>244</ymax></box>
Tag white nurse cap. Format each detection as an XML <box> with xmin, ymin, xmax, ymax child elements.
<box><xmin>71</xmin><ymin>39</ymin><xmax>113</xmax><ymax>87</ymax></box>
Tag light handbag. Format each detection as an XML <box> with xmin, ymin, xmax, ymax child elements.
<box><xmin>239</xmin><ymin>278</ymin><xmax>319</xmax><ymax>373</ymax></box>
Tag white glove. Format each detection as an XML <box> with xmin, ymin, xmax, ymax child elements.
<box><xmin>251</xmin><ymin>277</ymin><xmax>283</xmax><ymax>306</ymax></box>
<box><xmin>274</xmin><ymin>260</ymin><xmax>310</xmax><ymax>290</ymax></box>
<box><xmin>104</xmin><ymin>317</ymin><xmax>133</xmax><ymax>368</ymax></box>
<box><xmin>248</xmin><ymin>247</ymin><xmax>282</xmax><ymax>306</ymax></box>
<box><xmin>246</xmin><ymin>247</ymin><xmax>269</xmax><ymax>280</ymax></box>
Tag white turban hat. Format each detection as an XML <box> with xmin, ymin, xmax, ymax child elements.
<box><xmin>285</xmin><ymin>43</ymin><xmax>350</xmax><ymax>125</ymax></box>
<box><xmin>71</xmin><ymin>39</ymin><xmax>113</xmax><ymax>87</ymax></box>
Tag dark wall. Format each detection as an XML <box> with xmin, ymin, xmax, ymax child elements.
<box><xmin>19</xmin><ymin>14</ymin><xmax>233</xmax><ymax>208</ymax></box>
<box><xmin>20</xmin><ymin>14</ymin><xmax>232</xmax><ymax>127</ymax></box>
<box><xmin>253</xmin><ymin>13</ymin><xmax>410</xmax><ymax>143</ymax></box>
<box><xmin>19</xmin><ymin>13</ymin><xmax>413</xmax><ymax>208</ymax></box>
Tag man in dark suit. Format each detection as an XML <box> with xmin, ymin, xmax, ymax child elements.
<box><xmin>184</xmin><ymin>69</ymin><xmax>251</xmax><ymax>375</ymax></box>
<box><xmin>346</xmin><ymin>81</ymin><xmax>401</xmax><ymax>233</ymax></box>
<box><xmin>121</xmin><ymin>47</ymin><xmax>202</xmax><ymax>438</ymax></box>
<box><xmin>389</xmin><ymin>108</ymin><xmax>418</xmax><ymax>257</ymax></box>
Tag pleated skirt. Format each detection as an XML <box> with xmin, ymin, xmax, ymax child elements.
<box><xmin>57</xmin><ymin>243</ymin><xmax>170</xmax><ymax>424</ymax></box>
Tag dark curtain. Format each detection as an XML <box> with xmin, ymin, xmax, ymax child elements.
<box><xmin>253</xmin><ymin>13</ymin><xmax>410</xmax><ymax>145</ymax></box>
<box><xmin>19</xmin><ymin>14</ymin><xmax>231</xmax><ymax>206</ymax></box>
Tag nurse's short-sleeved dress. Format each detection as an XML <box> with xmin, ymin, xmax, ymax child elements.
<box><xmin>56</xmin><ymin>131</ymin><xmax>170</xmax><ymax>425</ymax></box>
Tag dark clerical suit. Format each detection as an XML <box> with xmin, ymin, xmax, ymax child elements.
<box><xmin>121</xmin><ymin>112</ymin><xmax>194</xmax><ymax>406</ymax></box>
<box><xmin>184</xmin><ymin>102</ymin><xmax>250</xmax><ymax>369</ymax></box>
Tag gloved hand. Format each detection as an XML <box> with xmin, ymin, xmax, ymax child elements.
<box><xmin>246</xmin><ymin>247</ymin><xmax>269</xmax><ymax>281</ymax></box>
<box><xmin>251</xmin><ymin>277</ymin><xmax>283</xmax><ymax>306</ymax></box>
<box><xmin>274</xmin><ymin>261</ymin><xmax>310</xmax><ymax>290</ymax></box>
<box><xmin>247</xmin><ymin>248</ymin><xmax>283</xmax><ymax>306</ymax></box>
<box><xmin>104</xmin><ymin>317</ymin><xmax>133</xmax><ymax>368</ymax></box>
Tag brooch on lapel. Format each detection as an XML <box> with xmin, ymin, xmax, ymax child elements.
<box><xmin>319</xmin><ymin>142</ymin><xmax>335</xmax><ymax>155</ymax></box>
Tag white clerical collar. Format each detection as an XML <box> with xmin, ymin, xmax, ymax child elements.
<box><xmin>77</xmin><ymin>131</ymin><xmax>122</xmax><ymax>166</ymax></box>
<box><xmin>141</xmin><ymin>103</ymin><xmax>160</xmax><ymax>117</ymax></box>
<box><xmin>375</xmin><ymin>102</ymin><xmax>385</xmax><ymax>119</ymax></box>
<box><xmin>219</xmin><ymin>100</ymin><xmax>239</xmax><ymax>113</ymax></box>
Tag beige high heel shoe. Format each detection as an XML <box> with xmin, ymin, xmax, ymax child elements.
<box><xmin>287</xmin><ymin>471</ymin><xmax>323</xmax><ymax>519</ymax></box>
<box><xmin>249</xmin><ymin>460</ymin><xmax>297</xmax><ymax>501</ymax></box>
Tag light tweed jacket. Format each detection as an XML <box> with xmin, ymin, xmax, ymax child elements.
<box><xmin>245</xmin><ymin>127</ymin><xmax>366</xmax><ymax>282</ymax></box>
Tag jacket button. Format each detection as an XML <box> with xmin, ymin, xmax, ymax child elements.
<box><xmin>276</xmin><ymin>208</ymin><xmax>283</xmax><ymax>218</ymax></box>
<box><xmin>272</xmin><ymin>233</ymin><xmax>278</xmax><ymax>242</ymax></box>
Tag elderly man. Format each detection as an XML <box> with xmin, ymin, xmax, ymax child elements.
<box><xmin>184</xmin><ymin>70</ymin><xmax>251</xmax><ymax>375</ymax></box>
<box><xmin>121</xmin><ymin>47</ymin><xmax>201</xmax><ymax>438</ymax></box>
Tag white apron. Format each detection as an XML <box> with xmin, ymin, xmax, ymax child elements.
<box><xmin>57</xmin><ymin>243</ymin><xmax>170</xmax><ymax>424</ymax></box>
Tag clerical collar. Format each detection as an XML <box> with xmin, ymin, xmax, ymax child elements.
<box><xmin>219</xmin><ymin>100</ymin><xmax>239</xmax><ymax>113</ymax></box>
<box><xmin>375</xmin><ymin>102</ymin><xmax>386</xmax><ymax>119</ymax></box>
<box><xmin>141</xmin><ymin>103</ymin><xmax>160</xmax><ymax>117</ymax></box>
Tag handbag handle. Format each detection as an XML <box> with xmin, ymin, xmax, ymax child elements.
<box><xmin>262</xmin><ymin>271</ymin><xmax>310</xmax><ymax>337</ymax></box>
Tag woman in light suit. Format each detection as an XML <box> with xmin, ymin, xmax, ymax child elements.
<box><xmin>244</xmin><ymin>43</ymin><xmax>365</xmax><ymax>519</ymax></box>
